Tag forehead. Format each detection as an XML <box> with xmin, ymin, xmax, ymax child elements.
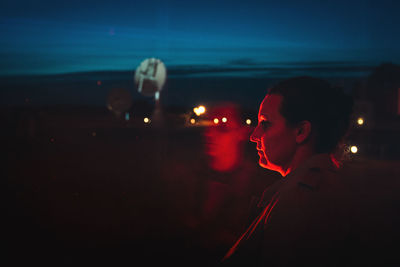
<box><xmin>258</xmin><ymin>94</ymin><xmax>283</xmax><ymax>120</ymax></box>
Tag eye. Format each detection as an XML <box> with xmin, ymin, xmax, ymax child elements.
<box><xmin>259</xmin><ymin>120</ymin><xmax>270</xmax><ymax>129</ymax></box>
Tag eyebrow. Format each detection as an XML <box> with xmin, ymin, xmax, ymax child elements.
<box><xmin>259</xmin><ymin>114</ymin><xmax>268</xmax><ymax>121</ymax></box>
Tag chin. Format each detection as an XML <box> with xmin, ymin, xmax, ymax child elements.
<box><xmin>258</xmin><ymin>157</ymin><xmax>270</xmax><ymax>169</ymax></box>
<box><xmin>259</xmin><ymin>159</ymin><xmax>284</xmax><ymax>176</ymax></box>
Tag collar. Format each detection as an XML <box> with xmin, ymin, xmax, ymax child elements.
<box><xmin>285</xmin><ymin>153</ymin><xmax>338</xmax><ymax>190</ymax></box>
<box><xmin>287</xmin><ymin>153</ymin><xmax>338</xmax><ymax>178</ymax></box>
<box><xmin>257</xmin><ymin>154</ymin><xmax>337</xmax><ymax>207</ymax></box>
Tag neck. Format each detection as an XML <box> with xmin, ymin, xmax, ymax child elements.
<box><xmin>281</xmin><ymin>146</ymin><xmax>316</xmax><ymax>177</ymax></box>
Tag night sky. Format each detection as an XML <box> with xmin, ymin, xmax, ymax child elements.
<box><xmin>1</xmin><ymin>0</ymin><xmax>399</xmax><ymax>75</ymax></box>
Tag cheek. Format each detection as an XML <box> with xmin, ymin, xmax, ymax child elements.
<box><xmin>260</xmin><ymin>131</ymin><xmax>280</xmax><ymax>151</ymax></box>
<box><xmin>261</xmin><ymin>129</ymin><xmax>295</xmax><ymax>161</ymax></box>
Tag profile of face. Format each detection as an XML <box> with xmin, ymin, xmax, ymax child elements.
<box><xmin>204</xmin><ymin>105</ymin><xmax>247</xmax><ymax>172</ymax></box>
<box><xmin>250</xmin><ymin>94</ymin><xmax>299</xmax><ymax>176</ymax></box>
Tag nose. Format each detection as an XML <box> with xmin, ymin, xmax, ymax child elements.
<box><xmin>250</xmin><ymin>126</ymin><xmax>259</xmax><ymax>143</ymax></box>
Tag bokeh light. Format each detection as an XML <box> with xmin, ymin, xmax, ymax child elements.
<box><xmin>350</xmin><ymin>145</ymin><xmax>358</xmax><ymax>154</ymax></box>
<box><xmin>213</xmin><ymin>118</ymin><xmax>219</xmax><ymax>124</ymax></box>
<box><xmin>198</xmin><ymin>105</ymin><xmax>206</xmax><ymax>114</ymax></box>
<box><xmin>357</xmin><ymin>117</ymin><xmax>364</xmax><ymax>125</ymax></box>
<box><xmin>222</xmin><ymin>117</ymin><xmax>227</xmax><ymax>123</ymax></box>
<box><xmin>246</xmin><ymin>119</ymin><xmax>252</xmax><ymax>125</ymax></box>
<box><xmin>194</xmin><ymin>105</ymin><xmax>206</xmax><ymax>116</ymax></box>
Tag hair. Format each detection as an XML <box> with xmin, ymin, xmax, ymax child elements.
<box><xmin>268</xmin><ymin>76</ymin><xmax>354</xmax><ymax>154</ymax></box>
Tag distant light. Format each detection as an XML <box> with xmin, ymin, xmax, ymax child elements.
<box><xmin>190</xmin><ymin>118</ymin><xmax>196</xmax><ymax>124</ymax></box>
<box><xmin>50</xmin><ymin>138</ymin><xmax>55</xmax><ymax>143</ymax></box>
<box><xmin>350</xmin><ymin>146</ymin><xmax>358</xmax><ymax>154</ymax></box>
<box><xmin>125</xmin><ymin>112</ymin><xmax>130</xmax><ymax>121</ymax></box>
<box><xmin>198</xmin><ymin>105</ymin><xmax>206</xmax><ymax>114</ymax></box>
<box><xmin>357</xmin><ymin>117</ymin><xmax>364</xmax><ymax>125</ymax></box>
<box><xmin>222</xmin><ymin>117</ymin><xmax>228</xmax><ymax>123</ymax></box>
<box><xmin>97</xmin><ymin>81</ymin><xmax>102</xmax><ymax>86</ymax></box>
<box><xmin>246</xmin><ymin>119</ymin><xmax>252</xmax><ymax>125</ymax></box>
<box><xmin>213</xmin><ymin>118</ymin><xmax>219</xmax><ymax>124</ymax></box>
<box><xmin>193</xmin><ymin>105</ymin><xmax>206</xmax><ymax>116</ymax></box>
<box><xmin>144</xmin><ymin>117</ymin><xmax>150</xmax><ymax>123</ymax></box>
<box><xmin>92</xmin><ymin>132</ymin><xmax>97</xmax><ymax>137</ymax></box>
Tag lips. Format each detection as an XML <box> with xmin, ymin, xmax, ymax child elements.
<box><xmin>256</xmin><ymin>145</ymin><xmax>264</xmax><ymax>155</ymax></box>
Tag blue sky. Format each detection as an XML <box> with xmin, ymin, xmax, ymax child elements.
<box><xmin>1</xmin><ymin>0</ymin><xmax>399</xmax><ymax>75</ymax></box>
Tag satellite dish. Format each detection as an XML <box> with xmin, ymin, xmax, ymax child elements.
<box><xmin>106</xmin><ymin>88</ymin><xmax>132</xmax><ymax>118</ymax></box>
<box><xmin>134</xmin><ymin>58</ymin><xmax>167</xmax><ymax>99</ymax></box>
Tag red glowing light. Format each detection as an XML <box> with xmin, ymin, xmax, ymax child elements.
<box><xmin>223</xmin><ymin>192</ymin><xmax>280</xmax><ymax>261</ymax></box>
<box><xmin>97</xmin><ymin>81</ymin><xmax>102</xmax><ymax>86</ymax></box>
<box><xmin>204</xmin><ymin>104</ymin><xmax>247</xmax><ymax>172</ymax></box>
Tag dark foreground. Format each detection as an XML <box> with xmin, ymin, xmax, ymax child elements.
<box><xmin>4</xmin><ymin>106</ymin><xmax>400</xmax><ymax>266</ymax></box>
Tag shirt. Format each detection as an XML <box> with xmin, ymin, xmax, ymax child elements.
<box><xmin>222</xmin><ymin>154</ymin><xmax>355</xmax><ymax>266</ymax></box>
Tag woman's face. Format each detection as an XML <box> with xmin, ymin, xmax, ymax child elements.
<box><xmin>250</xmin><ymin>94</ymin><xmax>298</xmax><ymax>176</ymax></box>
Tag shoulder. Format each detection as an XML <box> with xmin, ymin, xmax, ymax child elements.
<box><xmin>294</xmin><ymin>154</ymin><xmax>344</xmax><ymax>194</ymax></box>
<box><xmin>297</xmin><ymin>167</ymin><xmax>324</xmax><ymax>192</ymax></box>
<box><xmin>277</xmin><ymin>162</ymin><xmax>347</xmax><ymax>214</ymax></box>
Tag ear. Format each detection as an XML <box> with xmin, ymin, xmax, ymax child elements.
<box><xmin>295</xmin><ymin>120</ymin><xmax>312</xmax><ymax>144</ymax></box>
